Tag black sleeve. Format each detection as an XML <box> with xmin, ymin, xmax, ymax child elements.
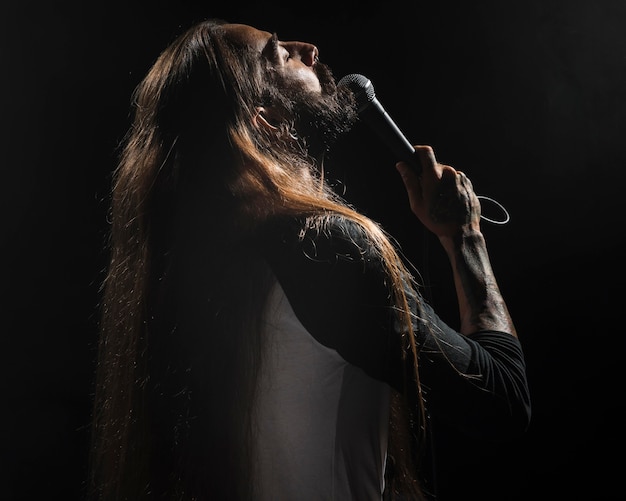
<box><xmin>259</xmin><ymin>216</ymin><xmax>531</xmax><ymax>438</ymax></box>
<box><xmin>413</xmin><ymin>300</ymin><xmax>531</xmax><ymax>438</ymax></box>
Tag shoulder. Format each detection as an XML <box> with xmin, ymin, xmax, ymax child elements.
<box><xmin>257</xmin><ymin>214</ymin><xmax>402</xmax><ymax>383</ymax></box>
<box><xmin>261</xmin><ymin>213</ymin><xmax>380</xmax><ymax>268</ymax></box>
<box><xmin>256</xmin><ymin>213</ymin><xmax>393</xmax><ymax>309</ymax></box>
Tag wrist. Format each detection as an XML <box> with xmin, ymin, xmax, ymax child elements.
<box><xmin>439</xmin><ymin>227</ymin><xmax>486</xmax><ymax>256</ymax></box>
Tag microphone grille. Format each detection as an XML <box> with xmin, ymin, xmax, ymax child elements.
<box><xmin>337</xmin><ymin>73</ymin><xmax>376</xmax><ymax>107</ymax></box>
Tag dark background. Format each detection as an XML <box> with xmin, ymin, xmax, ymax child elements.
<box><xmin>2</xmin><ymin>0</ymin><xmax>625</xmax><ymax>499</ymax></box>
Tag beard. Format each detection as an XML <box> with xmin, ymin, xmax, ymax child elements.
<box><xmin>266</xmin><ymin>61</ymin><xmax>360</xmax><ymax>159</ymax></box>
<box><xmin>295</xmin><ymin>62</ymin><xmax>359</xmax><ymax>155</ymax></box>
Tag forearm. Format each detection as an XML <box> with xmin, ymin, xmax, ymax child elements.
<box><xmin>440</xmin><ymin>230</ymin><xmax>517</xmax><ymax>337</ymax></box>
<box><xmin>395</xmin><ymin>146</ymin><xmax>517</xmax><ymax>338</ymax></box>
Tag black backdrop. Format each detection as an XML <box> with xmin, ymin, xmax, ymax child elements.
<box><xmin>2</xmin><ymin>1</ymin><xmax>625</xmax><ymax>499</ymax></box>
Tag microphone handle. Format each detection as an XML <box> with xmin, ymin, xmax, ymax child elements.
<box><xmin>360</xmin><ymin>99</ymin><xmax>422</xmax><ymax>175</ymax></box>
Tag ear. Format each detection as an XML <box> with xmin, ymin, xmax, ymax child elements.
<box><xmin>252</xmin><ymin>106</ymin><xmax>279</xmax><ymax>133</ymax></box>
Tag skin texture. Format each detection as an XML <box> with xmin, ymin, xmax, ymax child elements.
<box><xmin>90</xmin><ymin>21</ymin><xmax>527</xmax><ymax>501</ymax></box>
<box><xmin>229</xmin><ymin>23</ymin><xmax>517</xmax><ymax>340</ymax></box>
<box><xmin>396</xmin><ymin>147</ymin><xmax>517</xmax><ymax>338</ymax></box>
<box><xmin>225</xmin><ymin>24</ymin><xmax>321</xmax><ymax>93</ymax></box>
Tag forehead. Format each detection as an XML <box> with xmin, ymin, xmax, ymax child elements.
<box><xmin>222</xmin><ymin>23</ymin><xmax>273</xmax><ymax>52</ymax></box>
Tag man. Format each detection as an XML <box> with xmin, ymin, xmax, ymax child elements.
<box><xmin>90</xmin><ymin>19</ymin><xmax>530</xmax><ymax>500</ymax></box>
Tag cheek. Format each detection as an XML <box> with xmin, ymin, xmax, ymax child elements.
<box><xmin>287</xmin><ymin>67</ymin><xmax>322</xmax><ymax>94</ymax></box>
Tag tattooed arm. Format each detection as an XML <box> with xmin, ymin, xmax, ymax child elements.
<box><xmin>396</xmin><ymin>146</ymin><xmax>516</xmax><ymax>338</ymax></box>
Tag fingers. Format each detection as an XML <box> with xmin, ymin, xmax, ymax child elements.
<box><xmin>413</xmin><ymin>144</ymin><xmax>460</xmax><ymax>179</ymax></box>
<box><xmin>396</xmin><ymin>145</ymin><xmax>475</xmax><ymax>220</ymax></box>
<box><xmin>395</xmin><ymin>144</ymin><xmax>434</xmax><ymax>183</ymax></box>
<box><xmin>395</xmin><ymin>160</ymin><xmax>419</xmax><ymax>188</ymax></box>
<box><xmin>396</xmin><ymin>145</ymin><xmax>445</xmax><ymax>213</ymax></box>
<box><xmin>414</xmin><ymin>145</ymin><xmax>437</xmax><ymax>173</ymax></box>
<box><xmin>395</xmin><ymin>145</ymin><xmax>483</xmax><ymax>235</ymax></box>
<box><xmin>456</xmin><ymin>170</ymin><xmax>474</xmax><ymax>193</ymax></box>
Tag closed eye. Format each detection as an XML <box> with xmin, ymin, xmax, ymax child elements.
<box><xmin>268</xmin><ymin>33</ymin><xmax>292</xmax><ymax>64</ymax></box>
<box><xmin>280</xmin><ymin>45</ymin><xmax>291</xmax><ymax>62</ymax></box>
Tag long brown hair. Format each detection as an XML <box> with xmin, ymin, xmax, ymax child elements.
<box><xmin>90</xmin><ymin>18</ymin><xmax>426</xmax><ymax>500</ymax></box>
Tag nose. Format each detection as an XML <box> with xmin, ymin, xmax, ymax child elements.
<box><xmin>302</xmin><ymin>43</ymin><xmax>319</xmax><ymax>66</ymax></box>
<box><xmin>291</xmin><ymin>42</ymin><xmax>319</xmax><ymax>66</ymax></box>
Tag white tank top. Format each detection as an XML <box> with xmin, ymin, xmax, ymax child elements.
<box><xmin>253</xmin><ymin>280</ymin><xmax>390</xmax><ymax>500</ymax></box>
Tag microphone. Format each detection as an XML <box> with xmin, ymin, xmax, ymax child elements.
<box><xmin>338</xmin><ymin>73</ymin><xmax>421</xmax><ymax>174</ymax></box>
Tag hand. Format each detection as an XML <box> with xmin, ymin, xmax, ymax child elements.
<box><xmin>396</xmin><ymin>145</ymin><xmax>482</xmax><ymax>239</ymax></box>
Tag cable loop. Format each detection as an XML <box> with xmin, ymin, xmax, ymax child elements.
<box><xmin>477</xmin><ymin>195</ymin><xmax>510</xmax><ymax>225</ymax></box>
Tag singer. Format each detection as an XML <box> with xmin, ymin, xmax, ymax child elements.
<box><xmin>89</xmin><ymin>19</ymin><xmax>531</xmax><ymax>501</ymax></box>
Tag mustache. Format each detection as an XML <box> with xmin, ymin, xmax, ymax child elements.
<box><xmin>314</xmin><ymin>61</ymin><xmax>339</xmax><ymax>96</ymax></box>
